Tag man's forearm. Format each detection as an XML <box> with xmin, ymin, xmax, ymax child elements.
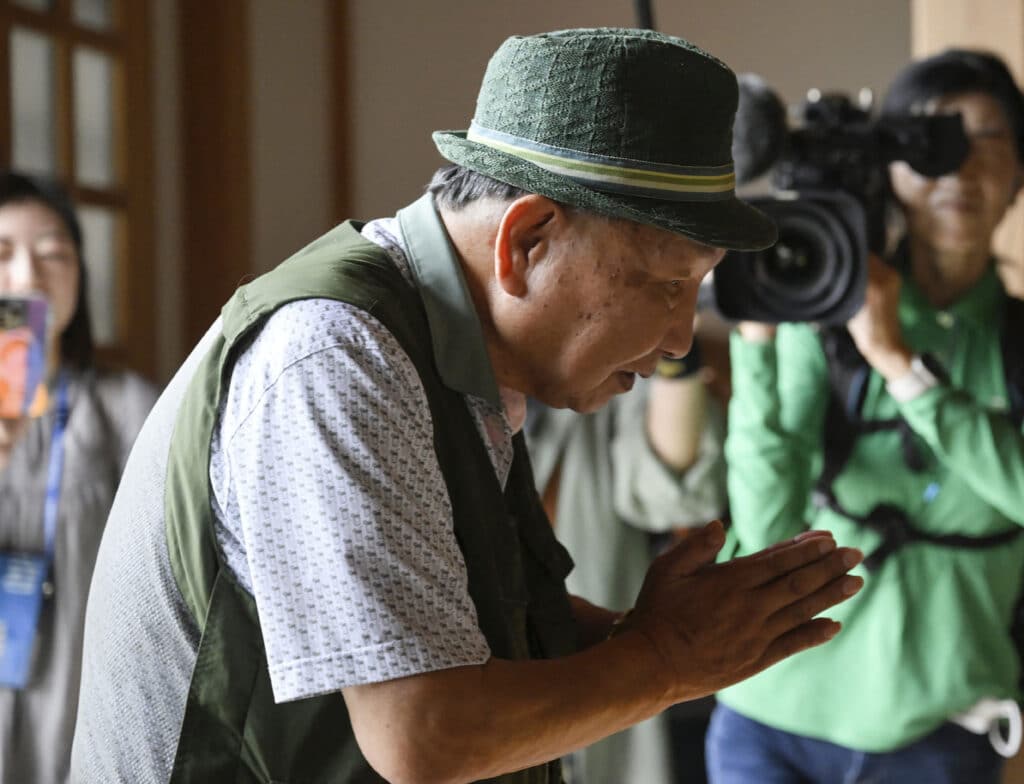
<box><xmin>343</xmin><ymin>632</ymin><xmax>672</xmax><ymax>784</ymax></box>
<box><xmin>570</xmin><ymin>594</ymin><xmax>619</xmax><ymax>649</ymax></box>
<box><xmin>344</xmin><ymin>523</ymin><xmax>863</xmax><ymax>784</ymax></box>
<box><xmin>646</xmin><ymin>375</ymin><xmax>708</xmax><ymax>472</ymax></box>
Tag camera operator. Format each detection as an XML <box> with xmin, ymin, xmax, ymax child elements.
<box><xmin>707</xmin><ymin>49</ymin><xmax>1024</xmax><ymax>784</ymax></box>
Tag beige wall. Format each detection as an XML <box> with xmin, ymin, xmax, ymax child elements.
<box><xmin>347</xmin><ymin>0</ymin><xmax>910</xmax><ymax>218</ymax></box>
<box><xmin>250</xmin><ymin>0</ymin><xmax>332</xmax><ymax>275</ymax></box>
<box><xmin>149</xmin><ymin>0</ymin><xmax>911</xmax><ymax>375</ymax></box>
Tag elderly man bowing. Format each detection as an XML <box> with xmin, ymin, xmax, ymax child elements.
<box><xmin>72</xmin><ymin>28</ymin><xmax>863</xmax><ymax>784</ymax></box>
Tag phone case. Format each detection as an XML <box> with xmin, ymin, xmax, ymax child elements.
<box><xmin>0</xmin><ymin>295</ymin><xmax>50</xmax><ymax>418</ymax></box>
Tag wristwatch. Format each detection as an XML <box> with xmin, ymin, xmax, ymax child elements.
<box><xmin>655</xmin><ymin>341</ymin><xmax>703</xmax><ymax>380</ymax></box>
<box><xmin>886</xmin><ymin>354</ymin><xmax>941</xmax><ymax>402</ymax></box>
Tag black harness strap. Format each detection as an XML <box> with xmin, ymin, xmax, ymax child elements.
<box><xmin>815</xmin><ymin>301</ymin><xmax>1024</xmax><ymax>572</ymax></box>
<box><xmin>1003</xmin><ymin>295</ymin><xmax>1024</xmax><ymax>429</ymax></box>
<box><xmin>812</xmin><ymin>494</ymin><xmax>1023</xmax><ymax>572</ymax></box>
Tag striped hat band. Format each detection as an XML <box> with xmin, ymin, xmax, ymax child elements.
<box><xmin>466</xmin><ymin>121</ymin><xmax>736</xmax><ymax>202</ymax></box>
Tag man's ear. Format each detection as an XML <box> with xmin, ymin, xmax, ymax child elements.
<box><xmin>494</xmin><ymin>195</ymin><xmax>561</xmax><ymax>298</ymax></box>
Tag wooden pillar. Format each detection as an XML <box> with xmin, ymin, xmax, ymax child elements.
<box><xmin>178</xmin><ymin>0</ymin><xmax>252</xmax><ymax>348</ymax></box>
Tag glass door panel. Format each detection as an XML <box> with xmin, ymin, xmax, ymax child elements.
<box><xmin>10</xmin><ymin>27</ymin><xmax>57</xmax><ymax>175</ymax></box>
<box><xmin>77</xmin><ymin>205</ymin><xmax>121</xmax><ymax>346</ymax></box>
<box><xmin>12</xmin><ymin>0</ymin><xmax>54</xmax><ymax>11</ymax></box>
<box><xmin>72</xmin><ymin>0</ymin><xmax>115</xmax><ymax>32</ymax></box>
<box><xmin>73</xmin><ymin>46</ymin><xmax>117</xmax><ymax>188</ymax></box>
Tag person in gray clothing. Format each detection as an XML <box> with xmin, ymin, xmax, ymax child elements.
<box><xmin>0</xmin><ymin>172</ymin><xmax>157</xmax><ymax>783</ymax></box>
<box><xmin>527</xmin><ymin>339</ymin><xmax>725</xmax><ymax>784</ymax></box>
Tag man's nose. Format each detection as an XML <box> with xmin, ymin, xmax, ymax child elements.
<box><xmin>659</xmin><ymin>316</ymin><xmax>695</xmax><ymax>360</ymax></box>
<box><xmin>0</xmin><ymin>248</ymin><xmax>39</xmax><ymax>293</ymax></box>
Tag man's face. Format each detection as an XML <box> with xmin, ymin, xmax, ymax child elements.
<box><xmin>889</xmin><ymin>91</ymin><xmax>1023</xmax><ymax>258</ymax></box>
<box><xmin>511</xmin><ymin>211</ymin><xmax>724</xmax><ymax>413</ymax></box>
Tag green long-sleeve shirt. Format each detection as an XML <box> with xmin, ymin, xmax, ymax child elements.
<box><xmin>719</xmin><ymin>265</ymin><xmax>1024</xmax><ymax>752</ymax></box>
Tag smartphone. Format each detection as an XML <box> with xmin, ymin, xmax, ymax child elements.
<box><xmin>0</xmin><ymin>295</ymin><xmax>50</xmax><ymax>419</ymax></box>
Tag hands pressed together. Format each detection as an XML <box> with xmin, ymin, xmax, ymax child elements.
<box><xmin>618</xmin><ymin>519</ymin><xmax>863</xmax><ymax>706</ymax></box>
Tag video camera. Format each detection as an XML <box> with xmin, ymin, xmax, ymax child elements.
<box><xmin>713</xmin><ymin>74</ymin><xmax>970</xmax><ymax>324</ymax></box>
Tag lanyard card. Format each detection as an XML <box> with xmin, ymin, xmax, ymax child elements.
<box><xmin>0</xmin><ymin>294</ymin><xmax>50</xmax><ymax>419</ymax></box>
<box><xmin>0</xmin><ymin>552</ymin><xmax>48</xmax><ymax>688</ymax></box>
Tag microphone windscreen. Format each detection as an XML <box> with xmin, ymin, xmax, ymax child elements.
<box><xmin>733</xmin><ymin>73</ymin><xmax>789</xmax><ymax>184</ymax></box>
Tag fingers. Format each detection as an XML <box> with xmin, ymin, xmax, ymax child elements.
<box><xmin>659</xmin><ymin>520</ymin><xmax>725</xmax><ymax>576</ymax></box>
<box><xmin>766</xmin><ymin>546</ymin><xmax>863</xmax><ymax>603</ymax></box>
<box><xmin>764</xmin><ymin>568</ymin><xmax>864</xmax><ymax>640</ymax></box>
<box><xmin>758</xmin><ymin>545</ymin><xmax>862</xmax><ymax>619</ymax></box>
<box><xmin>729</xmin><ymin>532</ymin><xmax>839</xmax><ymax>589</ymax></box>
<box><xmin>747</xmin><ymin>529</ymin><xmax>833</xmax><ymax>559</ymax></box>
<box><xmin>754</xmin><ymin>618</ymin><xmax>844</xmax><ymax>675</ymax></box>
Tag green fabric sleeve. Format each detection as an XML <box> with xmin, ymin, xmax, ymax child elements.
<box><xmin>725</xmin><ymin>326</ymin><xmax>828</xmax><ymax>553</ymax></box>
<box><xmin>898</xmin><ymin>384</ymin><xmax>1024</xmax><ymax>525</ymax></box>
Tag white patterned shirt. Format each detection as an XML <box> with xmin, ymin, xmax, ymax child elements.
<box><xmin>208</xmin><ymin>217</ymin><xmax>515</xmax><ymax>702</ymax></box>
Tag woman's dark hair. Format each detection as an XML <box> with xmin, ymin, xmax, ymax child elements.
<box><xmin>880</xmin><ymin>48</ymin><xmax>1024</xmax><ymax>160</ymax></box>
<box><xmin>0</xmin><ymin>171</ymin><xmax>94</xmax><ymax>369</ymax></box>
<box><xmin>427</xmin><ymin>163</ymin><xmax>529</xmax><ymax>210</ymax></box>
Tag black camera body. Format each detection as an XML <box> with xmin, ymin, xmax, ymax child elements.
<box><xmin>714</xmin><ymin>79</ymin><xmax>969</xmax><ymax>324</ymax></box>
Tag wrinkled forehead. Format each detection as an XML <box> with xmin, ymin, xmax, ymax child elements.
<box><xmin>592</xmin><ymin>215</ymin><xmax>725</xmax><ymax>276</ymax></box>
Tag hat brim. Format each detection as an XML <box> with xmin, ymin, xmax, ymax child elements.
<box><xmin>433</xmin><ymin>130</ymin><xmax>777</xmax><ymax>252</ymax></box>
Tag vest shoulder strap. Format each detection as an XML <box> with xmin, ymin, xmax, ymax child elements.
<box><xmin>1001</xmin><ymin>294</ymin><xmax>1024</xmax><ymax>427</ymax></box>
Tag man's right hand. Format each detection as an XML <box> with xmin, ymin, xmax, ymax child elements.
<box><xmin>622</xmin><ymin>519</ymin><xmax>862</xmax><ymax>705</ymax></box>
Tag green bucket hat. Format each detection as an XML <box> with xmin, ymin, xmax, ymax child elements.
<box><xmin>433</xmin><ymin>28</ymin><xmax>777</xmax><ymax>251</ymax></box>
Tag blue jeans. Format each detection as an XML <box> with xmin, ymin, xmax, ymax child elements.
<box><xmin>705</xmin><ymin>703</ymin><xmax>1004</xmax><ymax>784</ymax></box>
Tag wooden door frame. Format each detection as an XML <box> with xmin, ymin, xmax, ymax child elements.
<box><xmin>177</xmin><ymin>0</ymin><xmax>251</xmax><ymax>349</ymax></box>
<box><xmin>0</xmin><ymin>0</ymin><xmax>157</xmax><ymax>377</ymax></box>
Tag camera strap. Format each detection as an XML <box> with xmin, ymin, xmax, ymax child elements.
<box><xmin>1002</xmin><ymin>295</ymin><xmax>1024</xmax><ymax>429</ymax></box>
<box><xmin>815</xmin><ymin>314</ymin><xmax>1024</xmax><ymax>572</ymax></box>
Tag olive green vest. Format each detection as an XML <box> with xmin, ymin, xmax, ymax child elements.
<box><xmin>163</xmin><ymin>216</ymin><xmax>577</xmax><ymax>783</ymax></box>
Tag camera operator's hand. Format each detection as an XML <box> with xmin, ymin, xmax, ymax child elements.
<box><xmin>618</xmin><ymin>519</ymin><xmax>863</xmax><ymax>705</ymax></box>
<box><xmin>737</xmin><ymin>321</ymin><xmax>777</xmax><ymax>343</ymax></box>
<box><xmin>846</xmin><ymin>255</ymin><xmax>913</xmax><ymax>381</ymax></box>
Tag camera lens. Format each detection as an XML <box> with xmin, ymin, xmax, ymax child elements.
<box><xmin>754</xmin><ymin>211</ymin><xmax>848</xmax><ymax>315</ymax></box>
<box><xmin>756</xmin><ymin>228</ymin><xmax>827</xmax><ymax>292</ymax></box>
<box><xmin>712</xmin><ymin>191</ymin><xmax>867</xmax><ymax>324</ymax></box>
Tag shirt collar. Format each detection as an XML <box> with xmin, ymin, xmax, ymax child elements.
<box><xmin>396</xmin><ymin>193</ymin><xmax>502</xmax><ymax>408</ymax></box>
<box><xmin>900</xmin><ymin>262</ymin><xmax>1003</xmax><ymax>332</ymax></box>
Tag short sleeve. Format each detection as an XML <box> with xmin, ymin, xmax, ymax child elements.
<box><xmin>211</xmin><ymin>299</ymin><xmax>491</xmax><ymax>702</ymax></box>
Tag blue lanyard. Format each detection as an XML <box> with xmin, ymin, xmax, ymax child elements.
<box><xmin>42</xmin><ymin>373</ymin><xmax>69</xmax><ymax>560</ymax></box>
